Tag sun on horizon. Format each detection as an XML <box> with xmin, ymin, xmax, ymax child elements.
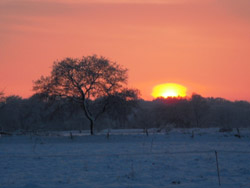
<box><xmin>152</xmin><ymin>83</ymin><xmax>187</xmax><ymax>99</ymax></box>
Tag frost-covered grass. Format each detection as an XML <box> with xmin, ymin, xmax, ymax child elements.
<box><xmin>1</xmin><ymin>128</ymin><xmax>250</xmax><ymax>188</ymax></box>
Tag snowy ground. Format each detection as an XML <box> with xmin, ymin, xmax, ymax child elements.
<box><xmin>1</xmin><ymin>128</ymin><xmax>250</xmax><ymax>188</ymax></box>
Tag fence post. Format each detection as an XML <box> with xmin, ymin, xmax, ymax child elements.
<box><xmin>215</xmin><ymin>150</ymin><xmax>221</xmax><ymax>186</ymax></box>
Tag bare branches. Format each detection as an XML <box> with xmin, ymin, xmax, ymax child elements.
<box><xmin>33</xmin><ymin>55</ymin><xmax>138</xmax><ymax>135</ymax></box>
<box><xmin>0</xmin><ymin>91</ymin><xmax>5</xmax><ymax>103</ymax></box>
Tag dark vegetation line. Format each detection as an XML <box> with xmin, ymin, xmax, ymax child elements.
<box><xmin>0</xmin><ymin>92</ymin><xmax>250</xmax><ymax>133</ymax></box>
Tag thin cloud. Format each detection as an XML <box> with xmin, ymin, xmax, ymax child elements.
<box><xmin>58</xmin><ymin>0</ymin><xmax>196</xmax><ymax>4</ymax></box>
<box><xmin>0</xmin><ymin>0</ymin><xmax>198</xmax><ymax>5</ymax></box>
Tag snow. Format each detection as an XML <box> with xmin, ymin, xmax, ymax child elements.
<box><xmin>1</xmin><ymin>128</ymin><xmax>250</xmax><ymax>188</ymax></box>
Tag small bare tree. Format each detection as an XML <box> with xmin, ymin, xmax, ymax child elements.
<box><xmin>0</xmin><ymin>91</ymin><xmax>4</xmax><ymax>100</ymax></box>
<box><xmin>0</xmin><ymin>91</ymin><xmax>5</xmax><ymax>108</ymax></box>
<box><xmin>0</xmin><ymin>91</ymin><xmax>5</xmax><ymax>131</ymax></box>
<box><xmin>33</xmin><ymin>55</ymin><xmax>139</xmax><ymax>135</ymax></box>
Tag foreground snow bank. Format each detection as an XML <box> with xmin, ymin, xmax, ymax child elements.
<box><xmin>1</xmin><ymin>128</ymin><xmax>250</xmax><ymax>188</ymax></box>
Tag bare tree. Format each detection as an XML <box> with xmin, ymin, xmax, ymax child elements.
<box><xmin>0</xmin><ymin>91</ymin><xmax>5</xmax><ymax>131</ymax></box>
<box><xmin>33</xmin><ymin>55</ymin><xmax>139</xmax><ymax>135</ymax></box>
<box><xmin>0</xmin><ymin>91</ymin><xmax>5</xmax><ymax>108</ymax></box>
<box><xmin>0</xmin><ymin>91</ymin><xmax>4</xmax><ymax>99</ymax></box>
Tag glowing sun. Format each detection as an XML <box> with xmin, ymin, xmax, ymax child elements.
<box><xmin>152</xmin><ymin>83</ymin><xmax>187</xmax><ymax>98</ymax></box>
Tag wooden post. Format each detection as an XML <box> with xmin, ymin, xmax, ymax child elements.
<box><xmin>70</xmin><ymin>132</ymin><xmax>73</xmax><ymax>140</ymax></box>
<box><xmin>236</xmin><ymin>128</ymin><xmax>241</xmax><ymax>138</ymax></box>
<box><xmin>215</xmin><ymin>150</ymin><xmax>221</xmax><ymax>186</ymax></box>
<box><xmin>106</xmin><ymin>130</ymin><xmax>110</xmax><ymax>140</ymax></box>
<box><xmin>191</xmin><ymin>130</ymin><xmax>194</xmax><ymax>138</ymax></box>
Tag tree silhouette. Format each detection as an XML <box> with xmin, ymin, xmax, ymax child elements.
<box><xmin>0</xmin><ymin>91</ymin><xmax>4</xmax><ymax>101</ymax></box>
<box><xmin>190</xmin><ymin>94</ymin><xmax>209</xmax><ymax>127</ymax></box>
<box><xmin>0</xmin><ymin>91</ymin><xmax>5</xmax><ymax>106</ymax></box>
<box><xmin>33</xmin><ymin>55</ymin><xmax>139</xmax><ymax>135</ymax></box>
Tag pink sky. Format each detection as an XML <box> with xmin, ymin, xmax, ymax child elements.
<box><xmin>0</xmin><ymin>0</ymin><xmax>250</xmax><ymax>101</ymax></box>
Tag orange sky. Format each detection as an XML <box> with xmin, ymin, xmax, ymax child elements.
<box><xmin>0</xmin><ymin>0</ymin><xmax>250</xmax><ymax>101</ymax></box>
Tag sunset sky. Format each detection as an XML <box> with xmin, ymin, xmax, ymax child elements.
<box><xmin>0</xmin><ymin>0</ymin><xmax>249</xmax><ymax>101</ymax></box>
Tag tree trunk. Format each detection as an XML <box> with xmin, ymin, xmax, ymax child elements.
<box><xmin>90</xmin><ymin>118</ymin><xmax>94</xmax><ymax>135</ymax></box>
<box><xmin>80</xmin><ymin>102</ymin><xmax>94</xmax><ymax>135</ymax></box>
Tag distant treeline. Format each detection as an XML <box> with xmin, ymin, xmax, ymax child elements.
<box><xmin>0</xmin><ymin>93</ymin><xmax>250</xmax><ymax>132</ymax></box>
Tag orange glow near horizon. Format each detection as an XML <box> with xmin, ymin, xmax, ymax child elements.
<box><xmin>152</xmin><ymin>83</ymin><xmax>187</xmax><ymax>98</ymax></box>
<box><xmin>0</xmin><ymin>0</ymin><xmax>250</xmax><ymax>101</ymax></box>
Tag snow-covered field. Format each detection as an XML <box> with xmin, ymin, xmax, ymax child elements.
<box><xmin>1</xmin><ymin>128</ymin><xmax>250</xmax><ymax>188</ymax></box>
